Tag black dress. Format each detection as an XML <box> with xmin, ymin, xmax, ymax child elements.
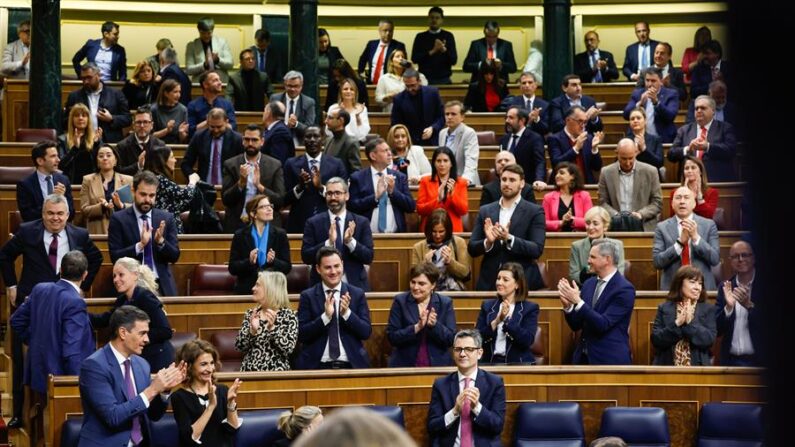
<box><xmin>57</xmin><ymin>134</ymin><xmax>100</xmax><ymax>184</ymax></box>
<box><xmin>171</xmin><ymin>384</ymin><xmax>238</xmax><ymax>447</ymax></box>
<box><xmin>558</xmin><ymin>198</ymin><xmax>574</xmax><ymax>232</ymax></box>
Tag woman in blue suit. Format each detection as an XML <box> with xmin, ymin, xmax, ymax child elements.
<box><xmin>476</xmin><ymin>262</ymin><xmax>539</xmax><ymax>365</ymax></box>
<box><xmin>386</xmin><ymin>263</ymin><xmax>457</xmax><ymax>367</ymax></box>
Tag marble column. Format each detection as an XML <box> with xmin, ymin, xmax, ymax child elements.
<box><xmin>543</xmin><ymin>0</ymin><xmax>572</xmax><ymax>100</ymax></box>
<box><xmin>29</xmin><ymin>0</ymin><xmax>62</xmax><ymax>132</ymax></box>
<box><xmin>289</xmin><ymin>0</ymin><xmax>319</xmax><ymax>125</ymax></box>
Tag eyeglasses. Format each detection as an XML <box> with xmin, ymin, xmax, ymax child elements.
<box><xmin>134</xmin><ymin>120</ymin><xmax>152</xmax><ymax>126</ymax></box>
<box><xmin>18</xmin><ymin>29</ymin><xmax>30</xmax><ymax>34</ymax></box>
<box><xmin>325</xmin><ymin>191</ymin><xmax>345</xmax><ymax>197</ymax></box>
<box><xmin>453</xmin><ymin>347</ymin><xmax>480</xmax><ymax>355</ymax></box>
<box><xmin>257</xmin><ymin>204</ymin><xmax>274</xmax><ymax>210</ymax></box>
<box><xmin>729</xmin><ymin>253</ymin><xmax>753</xmax><ymax>260</ymax></box>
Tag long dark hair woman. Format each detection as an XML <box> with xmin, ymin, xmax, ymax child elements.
<box><xmin>318</xmin><ymin>28</ymin><xmax>343</xmax><ymax>86</ymax></box>
<box><xmin>464</xmin><ymin>58</ymin><xmax>509</xmax><ymax>112</ymax></box>
<box><xmin>411</xmin><ymin>209</ymin><xmax>471</xmax><ymax>291</ymax></box>
<box><xmin>145</xmin><ymin>145</ymin><xmax>199</xmax><ymax>234</ymax></box>
<box><xmin>416</xmin><ymin>146</ymin><xmax>469</xmax><ymax>232</ymax></box>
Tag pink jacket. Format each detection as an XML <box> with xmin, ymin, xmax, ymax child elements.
<box><xmin>542</xmin><ymin>190</ymin><xmax>593</xmax><ymax>231</ymax></box>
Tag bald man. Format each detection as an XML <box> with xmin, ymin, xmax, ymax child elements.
<box><xmin>479</xmin><ymin>152</ymin><xmax>535</xmax><ymax>207</ymax></box>
<box><xmin>716</xmin><ymin>241</ymin><xmax>762</xmax><ymax>366</ymax></box>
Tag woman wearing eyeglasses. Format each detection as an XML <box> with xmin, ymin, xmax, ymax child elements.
<box><xmin>475</xmin><ymin>262</ymin><xmax>539</xmax><ymax>365</ymax></box>
<box><xmin>228</xmin><ymin>194</ymin><xmax>292</xmax><ymax>295</ymax></box>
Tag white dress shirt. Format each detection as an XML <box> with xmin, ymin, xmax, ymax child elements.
<box><xmin>43</xmin><ymin>229</ymin><xmax>70</xmax><ymax>274</ymax></box>
<box><xmin>724</xmin><ymin>273</ymin><xmax>756</xmax><ymax>356</ymax></box>
<box><xmin>494</xmin><ymin>303</ymin><xmax>516</xmax><ymax>355</ymax></box>
<box><xmin>443</xmin><ymin>369</ymin><xmax>483</xmax><ymax>447</ymax></box>
<box><xmin>369</xmin><ymin>167</ymin><xmax>397</xmax><ymax>233</ymax></box>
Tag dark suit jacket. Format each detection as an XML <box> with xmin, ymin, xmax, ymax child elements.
<box><xmin>386</xmin><ymin>292</ymin><xmax>456</xmax><ymax>367</ymax></box>
<box><xmin>622</xmin><ymin>86</ymin><xmax>680</xmax><ymax>143</ymax></box>
<box><xmin>107</xmin><ymin>207</ymin><xmax>180</xmax><ymax>296</ymax></box>
<box><xmin>227</xmin><ymin>69</ymin><xmax>273</xmax><ymax>112</ymax></box>
<box><xmin>574</xmin><ymin>50</ymin><xmax>619</xmax><ymax>82</ymax></box>
<box><xmin>158</xmin><ymin>63</ymin><xmax>192</xmax><ymax>106</ymax></box>
<box><xmin>668</xmin><ymin>120</ymin><xmax>738</xmax><ymax>182</ymax></box>
<box><xmin>468</xmin><ymin>200</ymin><xmax>546</xmax><ymax>291</ymax></box>
<box><xmin>0</xmin><ymin>221</ymin><xmax>101</xmax><ymax>303</ymax></box>
<box><xmin>181</xmin><ymin>128</ymin><xmax>244</xmax><ymax>182</ymax></box>
<box><xmin>347</xmin><ymin>168</ymin><xmax>415</xmax><ymax>232</ymax></box>
<box><xmin>651</xmin><ymin>300</ymin><xmax>716</xmax><ymax>366</ymax></box>
<box><xmin>357</xmin><ymin>39</ymin><xmax>407</xmax><ymax>82</ymax></box>
<box><xmin>65</xmin><ymin>86</ymin><xmax>131</xmax><ymax>143</ymax></box>
<box><xmin>262</xmin><ymin>121</ymin><xmax>296</xmax><ymax>165</ymax></box>
<box><xmin>499</xmin><ymin>129</ymin><xmax>546</xmax><ymax>182</ymax></box>
<box><xmin>462</xmin><ymin>38</ymin><xmax>517</xmax><ymax>82</ymax></box>
<box><xmin>547</xmin><ymin>130</ymin><xmax>604</xmax><ymax>184</ymax></box>
<box><xmin>479</xmin><ymin>181</ymin><xmax>535</xmax><ymax>207</ymax></box>
<box><xmin>715</xmin><ymin>275</ymin><xmax>763</xmax><ymax>366</ymax></box>
<box><xmin>9</xmin><ymin>279</ymin><xmax>95</xmax><ymax>393</ymax></box>
<box><xmin>624</xmin><ymin>131</ymin><xmax>664</xmax><ymax>168</ymax></box>
<box><xmin>77</xmin><ymin>344</ymin><xmax>168</xmax><ymax>446</ymax></box>
<box><xmin>250</xmin><ymin>45</ymin><xmax>284</xmax><ymax>83</ymax></box>
<box><xmin>268</xmin><ymin>93</ymin><xmax>316</xmax><ymax>142</ymax></box>
<box><xmin>16</xmin><ymin>172</ymin><xmax>75</xmax><ymax>222</ymax></box>
<box><xmin>427</xmin><ymin>368</ymin><xmax>506</xmax><ymax>447</ymax></box>
<box><xmin>476</xmin><ymin>299</ymin><xmax>539</xmax><ymax>364</ymax></box>
<box><xmin>283</xmin><ymin>154</ymin><xmax>348</xmax><ymax>233</ymax></box>
<box><xmin>296</xmin><ymin>282</ymin><xmax>372</xmax><ymax>369</ymax></box>
<box><xmin>690</xmin><ymin>60</ymin><xmax>733</xmax><ymax>99</ymax></box>
<box><xmin>548</xmin><ymin>94</ymin><xmax>604</xmax><ymax>134</ymax></box>
<box><xmin>221</xmin><ymin>152</ymin><xmax>285</xmax><ymax>232</ymax></box>
<box><xmin>390</xmin><ymin>86</ymin><xmax>445</xmax><ymax>146</ymax></box>
<box><xmin>463</xmin><ymin>81</ymin><xmax>510</xmax><ymax>112</ymax></box>
<box><xmin>501</xmin><ymin>95</ymin><xmax>549</xmax><ymax>135</ymax></box>
<box><xmin>564</xmin><ymin>272</ymin><xmax>635</xmax><ymax>365</ymax></box>
<box><xmin>72</xmin><ymin>39</ymin><xmax>127</xmax><ymax>81</ymax></box>
<box><xmin>637</xmin><ymin>65</ymin><xmax>687</xmax><ymax>101</ymax></box>
<box><xmin>301</xmin><ymin>211</ymin><xmax>374</xmax><ymax>290</ymax></box>
<box><xmin>323</xmin><ymin>131</ymin><xmax>361</xmax><ymax>176</ymax></box>
<box><xmin>228</xmin><ymin>224</ymin><xmax>292</xmax><ymax>294</ymax></box>
<box><xmin>622</xmin><ymin>40</ymin><xmax>660</xmax><ymax>80</ymax></box>
<box><xmin>116</xmin><ymin>134</ymin><xmax>165</xmax><ymax>176</ymax></box>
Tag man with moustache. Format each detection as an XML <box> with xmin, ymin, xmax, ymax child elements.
<box><xmin>500</xmin><ymin>106</ymin><xmax>546</xmax><ymax>186</ymax></box>
<box><xmin>479</xmin><ymin>151</ymin><xmax>536</xmax><ymax>207</ymax></box>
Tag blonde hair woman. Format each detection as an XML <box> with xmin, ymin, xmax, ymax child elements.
<box><xmin>326</xmin><ymin>77</ymin><xmax>370</xmax><ymax>142</ymax></box>
<box><xmin>568</xmin><ymin>206</ymin><xmax>626</xmax><ymax>285</ymax></box>
<box><xmin>275</xmin><ymin>406</ymin><xmax>324</xmax><ymax>446</ymax></box>
<box><xmin>58</xmin><ymin>103</ymin><xmax>102</xmax><ymax>184</ymax></box>
<box><xmin>375</xmin><ymin>48</ymin><xmax>428</xmax><ymax>112</ymax></box>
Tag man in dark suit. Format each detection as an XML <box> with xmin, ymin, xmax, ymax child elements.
<box><xmin>296</xmin><ymin>247</ymin><xmax>372</xmax><ymax>369</ymax></box>
<box><xmin>71</xmin><ymin>21</ymin><xmax>126</xmax><ymax>81</ymax></box>
<box><xmin>574</xmin><ymin>31</ymin><xmax>619</xmax><ymax>83</ymax></box>
<box><xmin>116</xmin><ymin>107</ymin><xmax>165</xmax><ymax>176</ymax></box>
<box><xmin>686</xmin><ymin>80</ymin><xmax>739</xmax><ymax>128</ymax></box>
<box><xmin>622</xmin><ymin>67</ymin><xmax>680</xmax><ymax>143</ymax></box>
<box><xmin>65</xmin><ymin>63</ymin><xmax>131</xmax><ymax>143</ymax></box>
<box><xmin>669</xmin><ymin>95</ymin><xmax>738</xmax><ymax>182</ymax></box>
<box><xmin>479</xmin><ymin>151</ymin><xmax>535</xmax><ymax>207</ymax></box>
<box><xmin>17</xmin><ymin>140</ymin><xmax>75</xmax><ymax>222</ymax></box>
<box><xmin>501</xmin><ymin>72</ymin><xmax>549</xmax><ymax>135</ymax></box>
<box><xmin>1</xmin><ymin>194</ymin><xmax>101</xmax><ymax>428</ymax></box>
<box><xmin>301</xmin><ymin>177</ymin><xmax>374</xmax><ymax>290</ymax></box>
<box><xmin>108</xmin><ymin>171</ymin><xmax>181</xmax><ymax>296</ymax></box>
<box><xmin>411</xmin><ymin>7</ymin><xmax>458</xmax><ymax>85</ymax></box>
<box><xmin>690</xmin><ymin>40</ymin><xmax>732</xmax><ymax>99</ymax></box>
<box><xmin>427</xmin><ymin>329</ymin><xmax>505</xmax><ymax>447</ymax></box>
<box><xmin>548</xmin><ymin>74</ymin><xmax>604</xmax><ymax>134</ymax></box>
<box><xmin>390</xmin><ymin>69</ymin><xmax>445</xmax><ymax>146</ymax></box>
<box><xmin>181</xmin><ymin>107</ymin><xmax>243</xmax><ymax>184</ymax></box>
<box><xmin>251</xmin><ymin>28</ymin><xmax>284</xmax><ymax>83</ymax></box>
<box><xmin>559</xmin><ymin>239</ymin><xmax>635</xmax><ymax>365</ymax></box>
<box><xmin>500</xmin><ymin>106</ymin><xmax>546</xmax><ymax>186</ymax></box>
<box><xmin>622</xmin><ymin>21</ymin><xmax>660</xmax><ymax>81</ymax></box>
<box><xmin>270</xmin><ymin>70</ymin><xmax>317</xmax><ymax>145</ymax></box>
<box><xmin>547</xmin><ymin>106</ymin><xmax>605</xmax><ymax>184</ymax></box>
<box><xmin>358</xmin><ymin>19</ymin><xmax>406</xmax><ymax>84</ymax></box>
<box><xmin>469</xmin><ymin>164</ymin><xmax>546</xmax><ymax>291</ymax></box>
<box><xmin>348</xmin><ymin>138</ymin><xmax>416</xmax><ymax>233</ymax></box>
<box><xmin>462</xmin><ymin>20</ymin><xmax>517</xmax><ymax>82</ymax></box>
<box><xmin>261</xmin><ymin>101</ymin><xmax>296</xmax><ymax>165</ymax></box>
<box><xmin>227</xmin><ymin>48</ymin><xmax>273</xmax><ymax>112</ymax></box>
<box><xmin>716</xmin><ymin>241</ymin><xmax>762</xmax><ymax>366</ymax></box>
<box><xmin>158</xmin><ymin>47</ymin><xmax>192</xmax><ymax>106</ymax></box>
<box><xmin>323</xmin><ymin>108</ymin><xmax>361</xmax><ymax>176</ymax></box>
<box><xmin>77</xmin><ymin>306</ymin><xmax>186</xmax><ymax>447</ymax></box>
<box><xmin>641</xmin><ymin>42</ymin><xmax>687</xmax><ymax>101</ymax></box>
<box><xmin>222</xmin><ymin>124</ymin><xmax>285</xmax><ymax>232</ymax></box>
<box><xmin>283</xmin><ymin>127</ymin><xmax>348</xmax><ymax>233</ymax></box>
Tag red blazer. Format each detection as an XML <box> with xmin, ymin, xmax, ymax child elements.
<box><xmin>417</xmin><ymin>176</ymin><xmax>469</xmax><ymax>232</ymax></box>
<box><xmin>542</xmin><ymin>190</ymin><xmax>593</xmax><ymax>231</ymax></box>
<box><xmin>669</xmin><ymin>187</ymin><xmax>719</xmax><ymax>219</ymax></box>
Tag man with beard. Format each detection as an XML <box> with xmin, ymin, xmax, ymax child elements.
<box><xmin>65</xmin><ymin>63</ymin><xmax>131</xmax><ymax>143</ymax></box>
<box><xmin>301</xmin><ymin>177</ymin><xmax>374</xmax><ymax>291</ymax></box>
<box><xmin>116</xmin><ymin>107</ymin><xmax>165</xmax><ymax>175</ymax></box>
<box><xmin>71</xmin><ymin>21</ymin><xmax>127</xmax><ymax>81</ymax></box>
<box><xmin>574</xmin><ymin>31</ymin><xmax>619</xmax><ymax>83</ymax></box>
<box><xmin>222</xmin><ymin>124</ymin><xmax>285</xmax><ymax>231</ymax></box>
<box><xmin>283</xmin><ymin>126</ymin><xmax>348</xmax><ymax>233</ymax></box>
<box><xmin>181</xmin><ymin>107</ymin><xmax>243</xmax><ymax>185</ymax></box>
<box><xmin>187</xmin><ymin>70</ymin><xmax>237</xmax><ymax>137</ymax></box>
<box><xmin>468</xmin><ymin>164</ymin><xmax>546</xmax><ymax>291</ymax></box>
<box><xmin>499</xmin><ymin>106</ymin><xmax>546</xmax><ymax>187</ymax></box>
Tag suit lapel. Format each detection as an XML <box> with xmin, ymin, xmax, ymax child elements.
<box><xmin>102</xmin><ymin>345</ymin><xmax>127</xmax><ymax>400</ymax></box>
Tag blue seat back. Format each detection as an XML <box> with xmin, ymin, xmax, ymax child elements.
<box><xmin>365</xmin><ymin>406</ymin><xmax>405</xmax><ymax>428</ymax></box>
<box><xmin>151</xmin><ymin>413</ymin><xmax>179</xmax><ymax>447</ymax></box>
<box><xmin>598</xmin><ymin>406</ymin><xmax>670</xmax><ymax>447</ymax></box>
<box><xmin>60</xmin><ymin>417</ymin><xmax>83</xmax><ymax>447</ymax></box>
<box><xmin>234</xmin><ymin>408</ymin><xmax>288</xmax><ymax>447</ymax></box>
<box><xmin>697</xmin><ymin>403</ymin><xmax>763</xmax><ymax>447</ymax></box>
<box><xmin>513</xmin><ymin>402</ymin><xmax>585</xmax><ymax>447</ymax></box>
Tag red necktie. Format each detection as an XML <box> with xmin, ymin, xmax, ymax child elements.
<box><xmin>460</xmin><ymin>377</ymin><xmax>473</xmax><ymax>447</ymax></box>
<box><xmin>487</xmin><ymin>45</ymin><xmax>494</xmax><ymax>60</ymax></box>
<box><xmin>211</xmin><ymin>138</ymin><xmax>222</xmax><ymax>184</ymax></box>
<box><xmin>48</xmin><ymin>232</ymin><xmax>59</xmax><ymax>271</ymax></box>
<box><xmin>680</xmin><ymin>222</ymin><xmax>690</xmax><ymax>266</ymax></box>
<box><xmin>373</xmin><ymin>44</ymin><xmax>387</xmax><ymax>84</ymax></box>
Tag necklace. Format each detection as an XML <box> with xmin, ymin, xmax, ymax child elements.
<box><xmin>191</xmin><ymin>385</ymin><xmax>210</xmax><ymax>407</ymax></box>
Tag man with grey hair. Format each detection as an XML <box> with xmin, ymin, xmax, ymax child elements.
<box><xmin>185</xmin><ymin>17</ymin><xmax>233</xmax><ymax>82</ymax></box>
<box><xmin>145</xmin><ymin>38</ymin><xmax>172</xmax><ymax>75</ymax></box>
<box><xmin>65</xmin><ymin>62</ymin><xmax>131</xmax><ymax>143</ymax></box>
<box><xmin>1</xmin><ymin>19</ymin><xmax>30</xmax><ymax>79</ymax></box>
<box><xmin>358</xmin><ymin>18</ymin><xmax>406</xmax><ymax>84</ymax></box>
<box><xmin>669</xmin><ymin>94</ymin><xmax>738</xmax><ymax>181</ymax></box>
<box><xmin>158</xmin><ymin>46</ymin><xmax>192</xmax><ymax>106</ymax></box>
<box><xmin>301</xmin><ymin>177</ymin><xmax>374</xmax><ymax>290</ymax></box>
<box><xmin>558</xmin><ymin>238</ymin><xmax>636</xmax><ymax>365</ymax></box>
<box><xmin>270</xmin><ymin>70</ymin><xmax>317</xmax><ymax>145</ymax></box>
<box><xmin>428</xmin><ymin>328</ymin><xmax>506</xmax><ymax>447</ymax></box>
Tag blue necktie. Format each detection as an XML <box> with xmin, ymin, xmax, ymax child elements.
<box><xmin>641</xmin><ymin>45</ymin><xmax>649</xmax><ymax>70</ymax></box>
<box><xmin>141</xmin><ymin>214</ymin><xmax>155</xmax><ymax>271</ymax></box>
<box><xmin>445</xmin><ymin>132</ymin><xmax>455</xmax><ymax>148</ymax></box>
<box><xmin>326</xmin><ymin>289</ymin><xmax>341</xmax><ymax>359</ymax></box>
<box><xmin>45</xmin><ymin>175</ymin><xmax>54</xmax><ymax>195</ymax></box>
<box><xmin>376</xmin><ymin>172</ymin><xmax>388</xmax><ymax>233</ymax></box>
<box><xmin>591</xmin><ymin>53</ymin><xmax>603</xmax><ymax>82</ymax></box>
<box><xmin>334</xmin><ymin>216</ymin><xmax>343</xmax><ymax>251</ymax></box>
<box><xmin>258</xmin><ymin>51</ymin><xmax>266</xmax><ymax>72</ymax></box>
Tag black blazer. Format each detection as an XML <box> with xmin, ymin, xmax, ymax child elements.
<box><xmin>463</xmin><ymin>81</ymin><xmax>510</xmax><ymax>112</ymax></box>
<box><xmin>115</xmin><ymin>134</ymin><xmax>165</xmax><ymax>176</ymax></box>
<box><xmin>65</xmin><ymin>86</ymin><xmax>131</xmax><ymax>143</ymax></box>
<box><xmin>548</xmin><ymin>94</ymin><xmax>604</xmax><ymax>134</ymax></box>
<box><xmin>250</xmin><ymin>45</ymin><xmax>284</xmax><ymax>83</ymax></box>
<box><xmin>228</xmin><ymin>224</ymin><xmax>292</xmax><ymax>294</ymax></box>
<box><xmin>181</xmin><ymin>128</ymin><xmax>244</xmax><ymax>182</ymax></box>
<box><xmin>282</xmin><ymin>154</ymin><xmax>349</xmax><ymax>233</ymax></box>
<box><xmin>159</xmin><ymin>64</ymin><xmax>192</xmax><ymax>106</ymax></box>
<box><xmin>499</xmin><ymin>129</ymin><xmax>546</xmax><ymax>182</ymax></box>
<box><xmin>573</xmin><ymin>50</ymin><xmax>619</xmax><ymax>83</ymax></box>
<box><xmin>320</xmin><ymin>46</ymin><xmax>344</xmax><ymax>83</ymax></box>
<box><xmin>16</xmin><ymin>172</ymin><xmax>75</xmax><ymax>222</ymax></box>
<box><xmin>262</xmin><ymin>121</ymin><xmax>296</xmax><ymax>165</ymax></box>
<box><xmin>501</xmin><ymin>95</ymin><xmax>550</xmax><ymax>135</ymax></box>
<box><xmin>462</xmin><ymin>38</ymin><xmax>517</xmax><ymax>82</ymax></box>
<box><xmin>651</xmin><ymin>300</ymin><xmax>717</xmax><ymax>366</ymax></box>
<box><xmin>625</xmin><ymin>130</ymin><xmax>664</xmax><ymax>169</ymax></box>
<box><xmin>476</xmin><ymin>299</ymin><xmax>539</xmax><ymax>364</ymax></box>
<box><xmin>357</xmin><ymin>39</ymin><xmax>407</xmax><ymax>83</ymax></box>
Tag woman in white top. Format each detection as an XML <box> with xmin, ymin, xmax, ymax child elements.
<box><xmin>326</xmin><ymin>77</ymin><xmax>370</xmax><ymax>143</ymax></box>
<box><xmin>386</xmin><ymin>124</ymin><xmax>432</xmax><ymax>185</ymax></box>
<box><xmin>375</xmin><ymin>48</ymin><xmax>428</xmax><ymax>113</ymax></box>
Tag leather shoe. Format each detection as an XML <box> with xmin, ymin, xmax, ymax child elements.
<box><xmin>6</xmin><ymin>416</ymin><xmax>22</xmax><ymax>428</ymax></box>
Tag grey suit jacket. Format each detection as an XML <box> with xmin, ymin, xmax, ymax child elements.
<box><xmin>652</xmin><ymin>215</ymin><xmax>720</xmax><ymax>291</ymax></box>
<box><xmin>185</xmin><ymin>36</ymin><xmax>233</xmax><ymax>82</ymax></box>
<box><xmin>651</xmin><ymin>300</ymin><xmax>716</xmax><ymax>366</ymax></box>
<box><xmin>269</xmin><ymin>92</ymin><xmax>316</xmax><ymax>141</ymax></box>
<box><xmin>221</xmin><ymin>153</ymin><xmax>286</xmax><ymax>232</ymax></box>
<box><xmin>598</xmin><ymin>161</ymin><xmax>662</xmax><ymax>232</ymax></box>
<box><xmin>569</xmin><ymin>236</ymin><xmax>625</xmax><ymax>285</ymax></box>
<box><xmin>1</xmin><ymin>39</ymin><xmax>29</xmax><ymax>78</ymax></box>
<box><xmin>438</xmin><ymin>123</ymin><xmax>480</xmax><ymax>186</ymax></box>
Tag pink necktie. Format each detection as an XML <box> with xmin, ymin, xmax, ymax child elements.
<box><xmin>460</xmin><ymin>377</ymin><xmax>473</xmax><ymax>447</ymax></box>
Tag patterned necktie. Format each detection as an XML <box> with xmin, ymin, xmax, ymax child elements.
<box><xmin>123</xmin><ymin>359</ymin><xmax>144</xmax><ymax>445</ymax></box>
<box><xmin>460</xmin><ymin>377</ymin><xmax>474</xmax><ymax>447</ymax></box>
<box><xmin>326</xmin><ymin>289</ymin><xmax>340</xmax><ymax>360</ymax></box>
<box><xmin>680</xmin><ymin>222</ymin><xmax>691</xmax><ymax>265</ymax></box>
<box><xmin>310</xmin><ymin>159</ymin><xmax>319</xmax><ymax>175</ymax></box>
<box><xmin>211</xmin><ymin>138</ymin><xmax>222</xmax><ymax>184</ymax></box>
<box><xmin>141</xmin><ymin>215</ymin><xmax>155</xmax><ymax>271</ymax></box>
<box><xmin>48</xmin><ymin>232</ymin><xmax>59</xmax><ymax>271</ymax></box>
<box><xmin>45</xmin><ymin>175</ymin><xmax>54</xmax><ymax>195</ymax></box>
<box><xmin>376</xmin><ymin>172</ymin><xmax>388</xmax><ymax>233</ymax></box>
<box><xmin>373</xmin><ymin>44</ymin><xmax>387</xmax><ymax>84</ymax></box>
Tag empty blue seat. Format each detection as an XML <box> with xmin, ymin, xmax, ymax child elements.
<box><xmin>513</xmin><ymin>402</ymin><xmax>585</xmax><ymax>447</ymax></box>
<box><xmin>234</xmin><ymin>408</ymin><xmax>288</xmax><ymax>447</ymax></box>
<box><xmin>598</xmin><ymin>406</ymin><xmax>670</xmax><ymax>447</ymax></box>
<box><xmin>697</xmin><ymin>403</ymin><xmax>763</xmax><ymax>447</ymax></box>
<box><xmin>60</xmin><ymin>417</ymin><xmax>83</xmax><ymax>447</ymax></box>
<box><xmin>151</xmin><ymin>413</ymin><xmax>179</xmax><ymax>447</ymax></box>
<box><xmin>365</xmin><ymin>405</ymin><xmax>405</xmax><ymax>428</ymax></box>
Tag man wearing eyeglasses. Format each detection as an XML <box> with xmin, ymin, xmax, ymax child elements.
<box><xmin>116</xmin><ymin>107</ymin><xmax>165</xmax><ymax>175</ymax></box>
<box><xmin>547</xmin><ymin>74</ymin><xmax>603</xmax><ymax>134</ymax></box>
<box><xmin>1</xmin><ymin>20</ymin><xmax>30</xmax><ymax>79</ymax></box>
<box><xmin>428</xmin><ymin>329</ymin><xmax>506</xmax><ymax>447</ymax></box>
<box><xmin>65</xmin><ymin>63</ymin><xmax>131</xmax><ymax>143</ymax></box>
<box><xmin>547</xmin><ymin>106</ymin><xmax>604</xmax><ymax>184</ymax></box>
<box><xmin>716</xmin><ymin>241</ymin><xmax>761</xmax><ymax>366</ymax></box>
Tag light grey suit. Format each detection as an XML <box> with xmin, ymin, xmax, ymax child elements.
<box><xmin>438</xmin><ymin>123</ymin><xmax>480</xmax><ymax>186</ymax></box>
<box><xmin>269</xmin><ymin>92</ymin><xmax>317</xmax><ymax>142</ymax></box>
<box><xmin>569</xmin><ymin>236</ymin><xmax>625</xmax><ymax>285</ymax></box>
<box><xmin>1</xmin><ymin>39</ymin><xmax>29</xmax><ymax>79</ymax></box>
<box><xmin>598</xmin><ymin>160</ymin><xmax>662</xmax><ymax>232</ymax></box>
<box><xmin>652</xmin><ymin>214</ymin><xmax>720</xmax><ymax>291</ymax></box>
<box><xmin>185</xmin><ymin>36</ymin><xmax>234</xmax><ymax>82</ymax></box>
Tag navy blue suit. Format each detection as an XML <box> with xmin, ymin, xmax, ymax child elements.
<box><xmin>390</xmin><ymin>86</ymin><xmax>445</xmax><ymax>146</ymax></box>
<box><xmin>499</xmin><ymin>129</ymin><xmax>546</xmax><ymax>182</ymax></box>
<box><xmin>622</xmin><ymin>40</ymin><xmax>660</xmax><ymax>80</ymax></box>
<box><xmin>158</xmin><ymin>64</ymin><xmax>192</xmax><ymax>106</ymax></box>
<box><xmin>668</xmin><ymin>120</ymin><xmax>738</xmax><ymax>182</ymax></box>
<box><xmin>427</xmin><ymin>368</ymin><xmax>506</xmax><ymax>447</ymax></box>
<box><xmin>262</xmin><ymin>121</ymin><xmax>296</xmax><ymax>165</ymax></box>
<box><xmin>462</xmin><ymin>38</ymin><xmax>517</xmax><ymax>82</ymax></box>
<box><xmin>72</xmin><ymin>39</ymin><xmax>127</xmax><ymax>81</ymax></box>
<box><xmin>547</xmin><ymin>130</ymin><xmax>604</xmax><ymax>184</ymax></box>
<box><xmin>502</xmin><ymin>95</ymin><xmax>550</xmax><ymax>135</ymax></box>
<box><xmin>475</xmin><ymin>299</ymin><xmax>539</xmax><ymax>364</ymax></box>
<box><xmin>347</xmin><ymin>168</ymin><xmax>416</xmax><ymax>233</ymax></box>
<box><xmin>622</xmin><ymin>86</ymin><xmax>680</xmax><ymax>143</ymax></box>
<box><xmin>357</xmin><ymin>39</ymin><xmax>406</xmax><ymax>83</ymax></box>
<box><xmin>181</xmin><ymin>128</ymin><xmax>244</xmax><ymax>182</ymax></box>
<box><xmin>574</xmin><ymin>50</ymin><xmax>619</xmax><ymax>83</ymax></box>
<box><xmin>301</xmin><ymin>211</ymin><xmax>374</xmax><ymax>291</ymax></box>
<box><xmin>65</xmin><ymin>86</ymin><xmax>131</xmax><ymax>143</ymax></box>
<box><xmin>547</xmin><ymin>94</ymin><xmax>604</xmax><ymax>134</ymax></box>
<box><xmin>77</xmin><ymin>344</ymin><xmax>168</xmax><ymax>446</ymax></box>
<box><xmin>16</xmin><ymin>172</ymin><xmax>75</xmax><ymax>222</ymax></box>
<box><xmin>283</xmin><ymin>155</ymin><xmax>348</xmax><ymax>233</ymax></box>
<box><xmin>386</xmin><ymin>292</ymin><xmax>456</xmax><ymax>367</ymax></box>
<box><xmin>107</xmin><ymin>207</ymin><xmax>180</xmax><ymax>296</ymax></box>
<box><xmin>10</xmin><ymin>280</ymin><xmax>95</xmax><ymax>394</ymax></box>
<box><xmin>690</xmin><ymin>60</ymin><xmax>733</xmax><ymax>99</ymax></box>
<box><xmin>296</xmin><ymin>282</ymin><xmax>372</xmax><ymax>369</ymax></box>
<box><xmin>564</xmin><ymin>271</ymin><xmax>635</xmax><ymax>365</ymax></box>
<box><xmin>715</xmin><ymin>276</ymin><xmax>763</xmax><ymax>366</ymax></box>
